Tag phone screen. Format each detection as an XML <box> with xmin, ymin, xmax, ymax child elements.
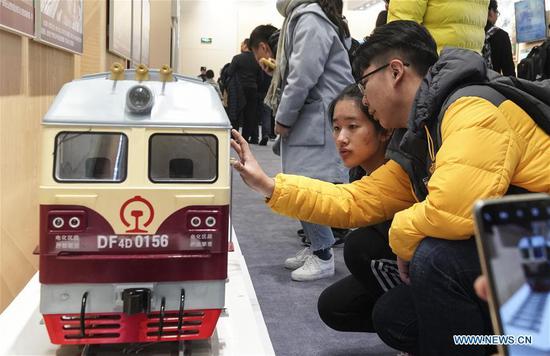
<box><xmin>477</xmin><ymin>196</ymin><xmax>550</xmax><ymax>355</ymax></box>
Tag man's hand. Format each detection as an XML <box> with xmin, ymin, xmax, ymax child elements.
<box><xmin>275</xmin><ymin>122</ymin><xmax>290</xmax><ymax>137</ymax></box>
<box><xmin>474</xmin><ymin>275</ymin><xmax>488</xmax><ymax>301</ymax></box>
<box><xmin>397</xmin><ymin>256</ymin><xmax>411</xmax><ymax>285</ymax></box>
<box><xmin>230</xmin><ymin>129</ymin><xmax>275</xmax><ymax>197</ymax></box>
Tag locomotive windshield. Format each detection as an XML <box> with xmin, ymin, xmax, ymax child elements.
<box><xmin>54</xmin><ymin>132</ymin><xmax>128</xmax><ymax>182</ymax></box>
<box><xmin>149</xmin><ymin>134</ymin><xmax>218</xmax><ymax>183</ymax></box>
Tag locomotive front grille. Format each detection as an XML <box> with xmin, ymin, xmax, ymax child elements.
<box><xmin>145</xmin><ymin>311</ymin><xmax>204</xmax><ymax>338</ymax></box>
<box><xmin>43</xmin><ymin>309</ymin><xmax>221</xmax><ymax>344</ymax></box>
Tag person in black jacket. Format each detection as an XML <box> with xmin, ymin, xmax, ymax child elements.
<box><xmin>249</xmin><ymin>25</ymin><xmax>279</xmax><ymax>144</ymax></box>
<box><xmin>229</xmin><ymin>39</ymin><xmax>262</xmax><ymax>144</ymax></box>
<box><xmin>483</xmin><ymin>0</ymin><xmax>516</xmax><ymax>76</ymax></box>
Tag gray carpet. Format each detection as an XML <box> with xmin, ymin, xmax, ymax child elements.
<box><xmin>231</xmin><ymin>140</ymin><xmax>396</xmax><ymax>356</ymax></box>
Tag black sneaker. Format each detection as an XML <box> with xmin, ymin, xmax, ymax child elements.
<box><xmin>331</xmin><ymin>228</ymin><xmax>349</xmax><ymax>239</ymax></box>
<box><xmin>301</xmin><ymin>235</ymin><xmax>311</xmax><ymax>247</ymax></box>
<box><xmin>297</xmin><ymin>229</ymin><xmax>306</xmax><ymax>238</ymax></box>
<box><xmin>331</xmin><ymin>228</ymin><xmax>349</xmax><ymax>248</ymax></box>
<box><xmin>259</xmin><ymin>136</ymin><xmax>269</xmax><ymax>146</ymax></box>
<box><xmin>332</xmin><ymin>236</ymin><xmax>346</xmax><ymax>248</ymax></box>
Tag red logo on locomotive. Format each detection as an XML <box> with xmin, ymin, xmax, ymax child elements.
<box><xmin>119</xmin><ymin>196</ymin><xmax>155</xmax><ymax>233</ymax></box>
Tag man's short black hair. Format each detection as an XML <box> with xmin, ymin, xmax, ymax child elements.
<box><xmin>353</xmin><ymin>20</ymin><xmax>438</xmax><ymax>78</ymax></box>
<box><xmin>205</xmin><ymin>69</ymin><xmax>214</xmax><ymax>79</ymax></box>
<box><xmin>249</xmin><ymin>24</ymin><xmax>278</xmax><ymax>50</ymax></box>
<box><xmin>489</xmin><ymin>0</ymin><xmax>498</xmax><ymax>11</ymax></box>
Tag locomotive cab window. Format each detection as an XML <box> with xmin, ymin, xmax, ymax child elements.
<box><xmin>54</xmin><ymin>132</ymin><xmax>128</xmax><ymax>182</ymax></box>
<box><xmin>149</xmin><ymin>134</ymin><xmax>218</xmax><ymax>183</ymax></box>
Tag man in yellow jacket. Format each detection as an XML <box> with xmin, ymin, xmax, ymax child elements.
<box><xmin>388</xmin><ymin>0</ymin><xmax>489</xmax><ymax>53</ymax></box>
<box><xmin>231</xmin><ymin>21</ymin><xmax>550</xmax><ymax>354</ymax></box>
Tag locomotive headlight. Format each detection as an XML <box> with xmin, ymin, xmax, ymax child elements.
<box><xmin>126</xmin><ymin>85</ymin><xmax>154</xmax><ymax>114</ymax></box>
<box><xmin>205</xmin><ymin>216</ymin><xmax>216</xmax><ymax>227</ymax></box>
<box><xmin>190</xmin><ymin>216</ymin><xmax>201</xmax><ymax>227</ymax></box>
<box><xmin>52</xmin><ymin>217</ymin><xmax>65</xmax><ymax>229</ymax></box>
<box><xmin>68</xmin><ymin>216</ymin><xmax>81</xmax><ymax>228</ymax></box>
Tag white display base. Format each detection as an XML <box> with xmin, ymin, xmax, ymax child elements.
<box><xmin>0</xmin><ymin>228</ymin><xmax>274</xmax><ymax>356</ymax></box>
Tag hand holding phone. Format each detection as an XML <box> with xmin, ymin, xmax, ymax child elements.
<box><xmin>473</xmin><ymin>193</ymin><xmax>550</xmax><ymax>355</ymax></box>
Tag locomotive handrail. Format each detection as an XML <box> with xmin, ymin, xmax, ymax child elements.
<box><xmin>158</xmin><ymin>297</ymin><xmax>166</xmax><ymax>338</ymax></box>
<box><xmin>80</xmin><ymin>291</ymin><xmax>89</xmax><ymax>337</ymax></box>
<box><xmin>177</xmin><ymin>288</ymin><xmax>186</xmax><ymax>335</ymax></box>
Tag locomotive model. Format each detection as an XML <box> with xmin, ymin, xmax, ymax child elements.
<box><xmin>38</xmin><ymin>64</ymin><xmax>232</xmax><ymax>344</ymax></box>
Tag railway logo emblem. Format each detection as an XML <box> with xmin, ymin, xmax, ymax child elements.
<box><xmin>120</xmin><ymin>196</ymin><xmax>155</xmax><ymax>233</ymax></box>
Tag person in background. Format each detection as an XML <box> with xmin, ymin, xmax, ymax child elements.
<box><xmin>230</xmin><ymin>20</ymin><xmax>550</xmax><ymax>353</ymax></box>
<box><xmin>205</xmin><ymin>69</ymin><xmax>222</xmax><ymax>100</ymax></box>
<box><xmin>249</xmin><ymin>25</ymin><xmax>280</xmax><ymax>146</ymax></box>
<box><xmin>483</xmin><ymin>0</ymin><xmax>516</xmax><ymax>76</ymax></box>
<box><xmin>249</xmin><ymin>24</ymin><xmax>279</xmax><ymax>66</ymax></box>
<box><xmin>375</xmin><ymin>0</ymin><xmax>389</xmax><ymax>28</ymax></box>
<box><xmin>388</xmin><ymin>0</ymin><xmax>489</xmax><ymax>53</ymax></box>
<box><xmin>229</xmin><ymin>39</ymin><xmax>262</xmax><ymax>144</ymax></box>
<box><xmin>261</xmin><ymin>0</ymin><xmax>354</xmax><ymax>281</ymax></box>
<box><xmin>198</xmin><ymin>66</ymin><xmax>207</xmax><ymax>82</ymax></box>
<box><xmin>316</xmin><ymin>84</ymin><xmax>397</xmax><ymax>334</ymax></box>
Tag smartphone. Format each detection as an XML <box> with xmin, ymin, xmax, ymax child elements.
<box><xmin>474</xmin><ymin>193</ymin><xmax>550</xmax><ymax>356</ymax></box>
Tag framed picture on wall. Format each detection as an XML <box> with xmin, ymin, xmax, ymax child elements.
<box><xmin>108</xmin><ymin>0</ymin><xmax>132</xmax><ymax>60</ymax></box>
<box><xmin>35</xmin><ymin>0</ymin><xmax>83</xmax><ymax>54</ymax></box>
<box><xmin>0</xmin><ymin>0</ymin><xmax>34</xmax><ymax>37</ymax></box>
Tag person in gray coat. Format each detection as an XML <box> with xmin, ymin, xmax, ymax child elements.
<box><xmin>264</xmin><ymin>0</ymin><xmax>354</xmax><ymax>281</ymax></box>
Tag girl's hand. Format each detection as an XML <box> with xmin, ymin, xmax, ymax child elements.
<box><xmin>230</xmin><ymin>129</ymin><xmax>275</xmax><ymax>197</ymax></box>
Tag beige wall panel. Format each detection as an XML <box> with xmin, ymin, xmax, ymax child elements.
<box><xmin>149</xmin><ymin>0</ymin><xmax>172</xmax><ymax>69</ymax></box>
<box><xmin>1</xmin><ymin>228</ymin><xmax>37</xmax><ymax>299</ymax></box>
<box><xmin>81</xmin><ymin>0</ymin><xmax>106</xmax><ymax>75</ymax></box>
<box><xmin>28</xmin><ymin>41</ymin><xmax>75</xmax><ymax>97</ymax></box>
<box><xmin>0</xmin><ymin>97</ymin><xmax>47</xmax><ymax>313</ymax></box>
<box><xmin>0</xmin><ymin>278</ymin><xmax>12</xmax><ymax>312</ymax></box>
<box><xmin>0</xmin><ymin>31</ymin><xmax>23</xmax><ymax>96</ymax></box>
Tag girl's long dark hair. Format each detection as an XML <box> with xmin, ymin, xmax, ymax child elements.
<box><xmin>317</xmin><ymin>0</ymin><xmax>350</xmax><ymax>38</ymax></box>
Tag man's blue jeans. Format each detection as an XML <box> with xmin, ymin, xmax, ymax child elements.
<box><xmin>372</xmin><ymin>237</ymin><xmax>494</xmax><ymax>355</ymax></box>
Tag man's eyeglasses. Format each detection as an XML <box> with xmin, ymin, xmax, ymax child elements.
<box><xmin>356</xmin><ymin>62</ymin><xmax>410</xmax><ymax>95</ymax></box>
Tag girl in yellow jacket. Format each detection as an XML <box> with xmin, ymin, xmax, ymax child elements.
<box><xmin>388</xmin><ymin>0</ymin><xmax>489</xmax><ymax>53</ymax></box>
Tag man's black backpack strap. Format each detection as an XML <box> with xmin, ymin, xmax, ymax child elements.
<box><xmin>432</xmin><ymin>77</ymin><xmax>550</xmax><ymax>196</ymax></box>
<box><xmin>490</xmin><ymin>77</ymin><xmax>550</xmax><ymax>135</ymax></box>
<box><xmin>435</xmin><ymin>77</ymin><xmax>550</xmax><ymax>151</ymax></box>
<box><xmin>434</xmin><ymin>84</ymin><xmax>507</xmax><ymax>150</ymax></box>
